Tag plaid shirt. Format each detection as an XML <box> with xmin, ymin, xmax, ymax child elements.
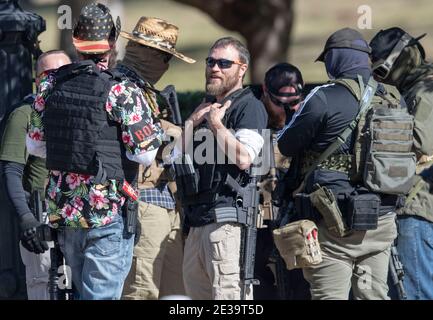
<box><xmin>140</xmin><ymin>185</ymin><xmax>175</xmax><ymax>210</ymax></box>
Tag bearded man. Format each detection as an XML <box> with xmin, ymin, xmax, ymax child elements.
<box><xmin>176</xmin><ymin>37</ymin><xmax>268</xmax><ymax>300</ymax></box>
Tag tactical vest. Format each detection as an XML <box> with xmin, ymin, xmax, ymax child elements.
<box><xmin>43</xmin><ymin>60</ymin><xmax>138</xmax><ymax>183</ymax></box>
<box><xmin>181</xmin><ymin>88</ymin><xmax>253</xmax><ymax>205</ymax></box>
<box><xmin>305</xmin><ymin>78</ymin><xmax>416</xmax><ymax>195</ymax></box>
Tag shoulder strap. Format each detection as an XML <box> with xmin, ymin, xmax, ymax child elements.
<box><xmin>103</xmin><ymin>69</ymin><xmax>125</xmax><ymax>82</ymax></box>
<box><xmin>221</xmin><ymin>87</ymin><xmax>252</xmax><ymax>127</ymax></box>
<box><xmin>331</xmin><ymin>77</ymin><xmax>365</xmax><ymax>101</ymax></box>
<box><xmin>294</xmin><ymin>76</ymin><xmax>378</xmax><ymax>195</ymax></box>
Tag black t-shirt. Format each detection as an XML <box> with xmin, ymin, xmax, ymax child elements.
<box><xmin>185</xmin><ymin>88</ymin><xmax>268</xmax><ymax>227</ymax></box>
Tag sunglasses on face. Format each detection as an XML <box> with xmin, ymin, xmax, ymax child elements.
<box><xmin>205</xmin><ymin>57</ymin><xmax>243</xmax><ymax>69</ymax></box>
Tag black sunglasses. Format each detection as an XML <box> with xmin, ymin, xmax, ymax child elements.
<box><xmin>205</xmin><ymin>57</ymin><xmax>243</xmax><ymax>69</ymax></box>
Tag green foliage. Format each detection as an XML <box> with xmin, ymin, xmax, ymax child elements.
<box><xmin>177</xmin><ymin>90</ymin><xmax>205</xmax><ymax>120</ymax></box>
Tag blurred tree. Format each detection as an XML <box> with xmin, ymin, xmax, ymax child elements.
<box><xmin>59</xmin><ymin>0</ymin><xmax>89</xmax><ymax>59</ymax></box>
<box><xmin>172</xmin><ymin>0</ymin><xmax>295</xmax><ymax>83</ymax></box>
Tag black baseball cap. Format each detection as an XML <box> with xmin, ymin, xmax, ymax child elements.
<box><xmin>264</xmin><ymin>63</ymin><xmax>304</xmax><ymax>96</ymax></box>
<box><xmin>369</xmin><ymin>27</ymin><xmax>426</xmax><ymax>64</ymax></box>
<box><xmin>316</xmin><ymin>27</ymin><xmax>371</xmax><ymax>62</ymax></box>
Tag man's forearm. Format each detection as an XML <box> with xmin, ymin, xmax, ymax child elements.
<box><xmin>211</xmin><ymin>123</ymin><xmax>252</xmax><ymax>170</ymax></box>
<box><xmin>1</xmin><ymin>161</ymin><xmax>33</xmax><ymax>219</ymax></box>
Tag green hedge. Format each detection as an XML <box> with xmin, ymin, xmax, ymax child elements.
<box><xmin>177</xmin><ymin>91</ymin><xmax>206</xmax><ymax>120</ymax></box>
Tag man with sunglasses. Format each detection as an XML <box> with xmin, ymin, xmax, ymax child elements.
<box><xmin>277</xmin><ymin>28</ymin><xmax>405</xmax><ymax>300</ymax></box>
<box><xmin>370</xmin><ymin>28</ymin><xmax>433</xmax><ymax>300</ymax></box>
<box><xmin>0</xmin><ymin>50</ymin><xmax>71</xmax><ymax>299</ymax></box>
<box><xmin>178</xmin><ymin>37</ymin><xmax>267</xmax><ymax>300</ymax></box>
<box><xmin>115</xmin><ymin>17</ymin><xmax>195</xmax><ymax>300</ymax></box>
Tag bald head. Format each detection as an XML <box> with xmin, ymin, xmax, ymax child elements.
<box><xmin>36</xmin><ymin>50</ymin><xmax>71</xmax><ymax>77</ymax></box>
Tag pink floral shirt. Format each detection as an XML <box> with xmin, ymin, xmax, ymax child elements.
<box><xmin>28</xmin><ymin>71</ymin><xmax>163</xmax><ymax>228</ymax></box>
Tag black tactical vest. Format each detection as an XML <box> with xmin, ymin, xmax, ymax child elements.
<box><xmin>43</xmin><ymin>60</ymin><xmax>138</xmax><ymax>183</ymax></box>
<box><xmin>182</xmin><ymin>88</ymin><xmax>252</xmax><ymax>205</ymax></box>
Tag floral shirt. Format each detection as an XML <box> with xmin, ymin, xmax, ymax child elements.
<box><xmin>28</xmin><ymin>70</ymin><xmax>164</xmax><ymax>228</ymax></box>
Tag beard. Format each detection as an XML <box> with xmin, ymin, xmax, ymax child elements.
<box><xmin>206</xmin><ymin>69</ymin><xmax>240</xmax><ymax>97</ymax></box>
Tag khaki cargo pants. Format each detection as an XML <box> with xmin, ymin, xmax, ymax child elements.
<box><xmin>183</xmin><ymin>222</ymin><xmax>253</xmax><ymax>300</ymax></box>
<box><xmin>303</xmin><ymin>212</ymin><xmax>397</xmax><ymax>300</ymax></box>
<box><xmin>122</xmin><ymin>202</ymin><xmax>185</xmax><ymax>299</ymax></box>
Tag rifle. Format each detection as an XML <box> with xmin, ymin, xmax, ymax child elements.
<box><xmin>225</xmin><ymin>166</ymin><xmax>261</xmax><ymax>300</ymax></box>
<box><xmin>158</xmin><ymin>84</ymin><xmax>182</xmax><ymax>126</ymax></box>
<box><xmin>257</xmin><ymin>133</ymin><xmax>278</xmax><ymax>222</ymax></box>
<box><xmin>389</xmin><ymin>241</ymin><xmax>407</xmax><ymax>300</ymax></box>
<box><xmin>32</xmin><ymin>191</ymin><xmax>74</xmax><ymax>300</ymax></box>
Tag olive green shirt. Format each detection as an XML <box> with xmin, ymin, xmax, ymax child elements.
<box><xmin>400</xmin><ymin>68</ymin><xmax>433</xmax><ymax>223</ymax></box>
<box><xmin>0</xmin><ymin>104</ymin><xmax>48</xmax><ymax>194</ymax></box>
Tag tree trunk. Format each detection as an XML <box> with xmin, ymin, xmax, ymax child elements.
<box><xmin>173</xmin><ymin>0</ymin><xmax>295</xmax><ymax>83</ymax></box>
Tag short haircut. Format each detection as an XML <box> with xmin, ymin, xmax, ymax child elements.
<box><xmin>36</xmin><ymin>50</ymin><xmax>70</xmax><ymax>74</ymax></box>
<box><xmin>265</xmin><ymin>63</ymin><xmax>304</xmax><ymax>95</ymax></box>
<box><xmin>209</xmin><ymin>37</ymin><xmax>250</xmax><ymax>65</ymax></box>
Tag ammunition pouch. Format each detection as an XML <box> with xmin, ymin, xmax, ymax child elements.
<box><xmin>273</xmin><ymin>219</ymin><xmax>322</xmax><ymax>270</ymax></box>
<box><xmin>309</xmin><ymin>185</ymin><xmax>350</xmax><ymax>238</ymax></box>
<box><xmin>346</xmin><ymin>192</ymin><xmax>381</xmax><ymax>231</ymax></box>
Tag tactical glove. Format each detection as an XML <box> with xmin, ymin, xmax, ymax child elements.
<box><xmin>19</xmin><ymin>213</ymin><xmax>49</xmax><ymax>254</ymax></box>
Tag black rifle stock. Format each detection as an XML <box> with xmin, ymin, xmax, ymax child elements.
<box><xmin>159</xmin><ymin>84</ymin><xmax>182</xmax><ymax>126</ymax></box>
<box><xmin>389</xmin><ymin>242</ymin><xmax>407</xmax><ymax>300</ymax></box>
<box><xmin>225</xmin><ymin>172</ymin><xmax>260</xmax><ymax>300</ymax></box>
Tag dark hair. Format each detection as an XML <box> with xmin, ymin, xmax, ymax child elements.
<box><xmin>209</xmin><ymin>37</ymin><xmax>250</xmax><ymax>65</ymax></box>
<box><xmin>265</xmin><ymin>63</ymin><xmax>304</xmax><ymax>95</ymax></box>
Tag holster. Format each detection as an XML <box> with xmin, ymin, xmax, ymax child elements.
<box><xmin>309</xmin><ymin>185</ymin><xmax>349</xmax><ymax>238</ymax></box>
<box><xmin>124</xmin><ymin>198</ymin><xmax>138</xmax><ymax>235</ymax></box>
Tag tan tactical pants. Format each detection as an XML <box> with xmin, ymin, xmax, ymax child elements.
<box><xmin>183</xmin><ymin>222</ymin><xmax>253</xmax><ymax>300</ymax></box>
<box><xmin>303</xmin><ymin>212</ymin><xmax>397</xmax><ymax>300</ymax></box>
<box><xmin>122</xmin><ymin>202</ymin><xmax>185</xmax><ymax>300</ymax></box>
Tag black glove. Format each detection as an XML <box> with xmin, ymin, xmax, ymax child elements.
<box><xmin>134</xmin><ymin>219</ymin><xmax>141</xmax><ymax>246</ymax></box>
<box><xmin>19</xmin><ymin>213</ymin><xmax>49</xmax><ymax>254</ymax></box>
